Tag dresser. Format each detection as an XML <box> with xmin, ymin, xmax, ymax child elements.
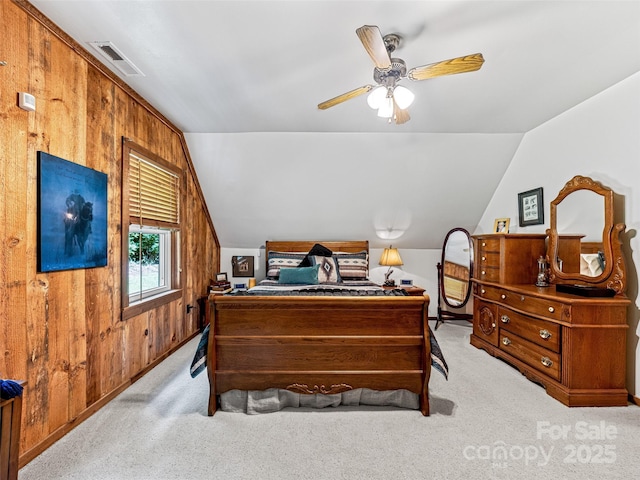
<box><xmin>475</xmin><ymin>234</ymin><xmax>546</xmax><ymax>284</ymax></box>
<box><xmin>471</xmin><ymin>233</ymin><xmax>629</xmax><ymax>407</ymax></box>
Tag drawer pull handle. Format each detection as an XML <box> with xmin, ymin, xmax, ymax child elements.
<box><xmin>481</xmin><ymin>270</ymin><xmax>486</xmax><ymax>275</ymax></box>
<box><xmin>501</xmin><ymin>315</ymin><xmax>510</xmax><ymax>324</ymax></box>
<box><xmin>548</xmin><ymin>306</ymin><xmax>555</xmax><ymax>313</ymax></box>
<box><xmin>481</xmin><ymin>289</ymin><xmax>486</xmax><ymax>294</ymax></box>
<box><xmin>541</xmin><ymin>357</ymin><xmax>553</xmax><ymax>368</ymax></box>
<box><xmin>539</xmin><ymin>329</ymin><xmax>552</xmax><ymax>339</ymax></box>
<box><xmin>502</xmin><ymin>337</ymin><xmax>511</xmax><ymax>346</ymax></box>
<box><xmin>482</xmin><ymin>242</ymin><xmax>486</xmax><ymax>247</ymax></box>
<box><xmin>500</xmin><ymin>294</ymin><xmax>506</xmax><ymax>300</ymax></box>
<box><xmin>481</xmin><ymin>256</ymin><xmax>486</xmax><ymax>261</ymax></box>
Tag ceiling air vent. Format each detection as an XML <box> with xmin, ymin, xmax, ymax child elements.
<box><xmin>89</xmin><ymin>41</ymin><xmax>144</xmax><ymax>77</ymax></box>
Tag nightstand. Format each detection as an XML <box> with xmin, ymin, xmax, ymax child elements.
<box><xmin>383</xmin><ymin>285</ymin><xmax>426</xmax><ymax>296</ymax></box>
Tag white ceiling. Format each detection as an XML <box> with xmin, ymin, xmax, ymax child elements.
<box><xmin>29</xmin><ymin>0</ymin><xmax>640</xmax><ymax>249</ymax></box>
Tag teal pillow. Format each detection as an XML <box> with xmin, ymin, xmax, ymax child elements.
<box><xmin>278</xmin><ymin>264</ymin><xmax>320</xmax><ymax>285</ymax></box>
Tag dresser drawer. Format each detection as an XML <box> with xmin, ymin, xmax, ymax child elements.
<box><xmin>499</xmin><ymin>332</ymin><xmax>561</xmax><ymax>381</ymax></box>
<box><xmin>476</xmin><ymin>237</ymin><xmax>501</xmax><ymax>252</ymax></box>
<box><xmin>477</xmin><ymin>264</ymin><xmax>500</xmax><ymax>282</ymax></box>
<box><xmin>497</xmin><ymin>307</ymin><xmax>560</xmax><ymax>353</ymax></box>
<box><xmin>475</xmin><ymin>239</ymin><xmax>500</xmax><ymax>281</ymax></box>
<box><xmin>476</xmin><ymin>284</ymin><xmax>502</xmax><ymax>300</ymax></box>
<box><xmin>477</xmin><ymin>285</ymin><xmax>567</xmax><ymax>322</ymax></box>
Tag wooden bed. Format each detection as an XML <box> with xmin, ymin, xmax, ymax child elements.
<box><xmin>206</xmin><ymin>241</ymin><xmax>432</xmax><ymax>416</ymax></box>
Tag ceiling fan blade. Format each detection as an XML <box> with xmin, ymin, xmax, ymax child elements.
<box><xmin>356</xmin><ymin>25</ymin><xmax>392</xmax><ymax>70</ymax></box>
<box><xmin>317</xmin><ymin>85</ymin><xmax>373</xmax><ymax>110</ymax></box>
<box><xmin>393</xmin><ymin>100</ymin><xmax>410</xmax><ymax>125</ymax></box>
<box><xmin>407</xmin><ymin>53</ymin><xmax>484</xmax><ymax>81</ymax></box>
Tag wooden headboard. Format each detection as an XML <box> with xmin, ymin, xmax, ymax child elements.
<box><xmin>264</xmin><ymin>240</ymin><xmax>369</xmax><ymax>270</ymax></box>
<box><xmin>581</xmin><ymin>241</ymin><xmax>603</xmax><ymax>254</ymax></box>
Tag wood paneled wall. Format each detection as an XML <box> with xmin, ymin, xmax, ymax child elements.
<box><xmin>1</xmin><ymin>0</ymin><xmax>219</xmax><ymax>465</ymax></box>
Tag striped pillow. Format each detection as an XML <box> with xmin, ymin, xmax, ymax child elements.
<box><xmin>335</xmin><ymin>251</ymin><xmax>369</xmax><ymax>280</ymax></box>
<box><xmin>266</xmin><ymin>251</ymin><xmax>306</xmax><ymax>279</ymax></box>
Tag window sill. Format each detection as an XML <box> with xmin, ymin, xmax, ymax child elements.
<box><xmin>122</xmin><ymin>289</ymin><xmax>182</xmax><ymax>321</ymax></box>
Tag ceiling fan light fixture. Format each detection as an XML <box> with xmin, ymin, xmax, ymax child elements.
<box><xmin>393</xmin><ymin>85</ymin><xmax>415</xmax><ymax>109</ymax></box>
<box><xmin>367</xmin><ymin>86</ymin><xmax>386</xmax><ymax>109</ymax></box>
<box><xmin>318</xmin><ymin>25</ymin><xmax>484</xmax><ymax>126</ymax></box>
<box><xmin>377</xmin><ymin>96</ymin><xmax>394</xmax><ymax>118</ymax></box>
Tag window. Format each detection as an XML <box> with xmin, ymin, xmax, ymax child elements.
<box><xmin>122</xmin><ymin>140</ymin><xmax>183</xmax><ymax>318</ymax></box>
<box><xmin>128</xmin><ymin>225</ymin><xmax>171</xmax><ymax>301</ymax></box>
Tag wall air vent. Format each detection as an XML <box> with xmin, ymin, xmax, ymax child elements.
<box><xmin>88</xmin><ymin>41</ymin><xmax>144</xmax><ymax>77</ymax></box>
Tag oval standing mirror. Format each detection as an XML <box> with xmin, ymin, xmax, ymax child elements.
<box><xmin>547</xmin><ymin>175</ymin><xmax>627</xmax><ymax>295</ymax></box>
<box><xmin>436</xmin><ymin>228</ymin><xmax>474</xmax><ymax>329</ymax></box>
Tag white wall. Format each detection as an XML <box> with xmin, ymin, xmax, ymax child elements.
<box><xmin>475</xmin><ymin>72</ymin><xmax>640</xmax><ymax>397</ymax></box>
<box><xmin>187</xmin><ymin>132</ymin><xmax>522</xmax><ymax>250</ymax></box>
<box><xmin>220</xmin><ymin>246</ymin><xmax>445</xmax><ymax>318</ymax></box>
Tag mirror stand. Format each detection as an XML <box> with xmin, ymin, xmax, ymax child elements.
<box><xmin>435</xmin><ymin>228</ymin><xmax>474</xmax><ymax>330</ymax></box>
<box><xmin>435</xmin><ymin>262</ymin><xmax>473</xmax><ymax>330</ymax></box>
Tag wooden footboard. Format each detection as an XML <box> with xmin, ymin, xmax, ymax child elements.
<box><xmin>206</xmin><ymin>294</ymin><xmax>431</xmax><ymax>416</ymax></box>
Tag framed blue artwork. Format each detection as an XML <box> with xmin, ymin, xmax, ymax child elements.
<box><xmin>37</xmin><ymin>151</ymin><xmax>108</xmax><ymax>272</ymax></box>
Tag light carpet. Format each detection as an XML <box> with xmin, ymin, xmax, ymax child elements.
<box><xmin>20</xmin><ymin>321</ymin><xmax>640</xmax><ymax>480</ymax></box>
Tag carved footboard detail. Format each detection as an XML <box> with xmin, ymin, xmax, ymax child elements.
<box><xmin>286</xmin><ymin>383</ymin><xmax>354</xmax><ymax>395</ymax></box>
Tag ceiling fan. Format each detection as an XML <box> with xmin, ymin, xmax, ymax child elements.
<box><xmin>317</xmin><ymin>25</ymin><xmax>485</xmax><ymax>125</ymax></box>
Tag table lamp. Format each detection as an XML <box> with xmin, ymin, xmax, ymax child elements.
<box><xmin>379</xmin><ymin>246</ymin><xmax>403</xmax><ymax>287</ymax></box>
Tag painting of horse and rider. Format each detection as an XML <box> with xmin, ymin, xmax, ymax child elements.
<box><xmin>38</xmin><ymin>152</ymin><xmax>108</xmax><ymax>272</ymax></box>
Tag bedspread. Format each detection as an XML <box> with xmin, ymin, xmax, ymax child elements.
<box><xmin>229</xmin><ymin>282</ymin><xmax>407</xmax><ymax>296</ymax></box>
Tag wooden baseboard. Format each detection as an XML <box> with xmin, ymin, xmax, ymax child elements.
<box><xmin>19</xmin><ymin>331</ymin><xmax>200</xmax><ymax>468</ymax></box>
<box><xmin>629</xmin><ymin>393</ymin><xmax>640</xmax><ymax>406</ymax></box>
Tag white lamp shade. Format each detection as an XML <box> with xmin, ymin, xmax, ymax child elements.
<box><xmin>367</xmin><ymin>86</ymin><xmax>387</xmax><ymax>109</ymax></box>
<box><xmin>377</xmin><ymin>97</ymin><xmax>394</xmax><ymax>118</ymax></box>
<box><xmin>393</xmin><ymin>85</ymin><xmax>415</xmax><ymax>109</ymax></box>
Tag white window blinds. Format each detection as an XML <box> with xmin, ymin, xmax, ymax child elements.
<box><xmin>128</xmin><ymin>152</ymin><xmax>179</xmax><ymax>227</ymax></box>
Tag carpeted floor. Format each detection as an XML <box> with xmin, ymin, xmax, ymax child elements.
<box><xmin>20</xmin><ymin>321</ymin><xmax>640</xmax><ymax>480</ymax></box>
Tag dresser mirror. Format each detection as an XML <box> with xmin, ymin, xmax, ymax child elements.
<box><xmin>546</xmin><ymin>175</ymin><xmax>626</xmax><ymax>294</ymax></box>
<box><xmin>436</xmin><ymin>228</ymin><xmax>473</xmax><ymax>329</ymax></box>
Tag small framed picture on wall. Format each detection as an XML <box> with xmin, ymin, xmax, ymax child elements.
<box><xmin>231</xmin><ymin>256</ymin><xmax>254</xmax><ymax>277</ymax></box>
<box><xmin>518</xmin><ymin>187</ymin><xmax>544</xmax><ymax>227</ymax></box>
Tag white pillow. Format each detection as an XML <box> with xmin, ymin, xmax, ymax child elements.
<box><xmin>579</xmin><ymin>253</ymin><xmax>603</xmax><ymax>276</ymax></box>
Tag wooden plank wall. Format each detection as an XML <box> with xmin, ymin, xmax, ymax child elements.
<box><xmin>1</xmin><ymin>0</ymin><xmax>219</xmax><ymax>465</ymax></box>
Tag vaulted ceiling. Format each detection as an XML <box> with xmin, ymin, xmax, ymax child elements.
<box><xmin>29</xmin><ymin>1</ymin><xmax>640</xmax><ymax>248</ymax></box>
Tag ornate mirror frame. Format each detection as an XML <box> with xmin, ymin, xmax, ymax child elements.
<box><xmin>546</xmin><ymin>175</ymin><xmax>626</xmax><ymax>294</ymax></box>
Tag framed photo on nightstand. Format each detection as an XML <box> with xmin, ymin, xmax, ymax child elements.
<box><xmin>216</xmin><ymin>272</ymin><xmax>228</xmax><ymax>282</ymax></box>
